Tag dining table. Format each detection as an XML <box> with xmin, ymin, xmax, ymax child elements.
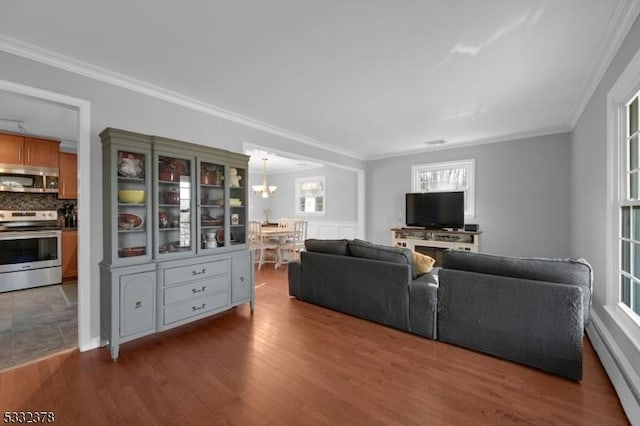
<box><xmin>260</xmin><ymin>226</ymin><xmax>295</xmax><ymax>267</ymax></box>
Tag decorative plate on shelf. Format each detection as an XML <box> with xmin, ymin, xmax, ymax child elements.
<box><xmin>118</xmin><ymin>213</ymin><xmax>144</xmax><ymax>230</ymax></box>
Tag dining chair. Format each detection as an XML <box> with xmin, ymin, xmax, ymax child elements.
<box><xmin>279</xmin><ymin>220</ymin><xmax>307</xmax><ymax>264</ymax></box>
<box><xmin>293</xmin><ymin>220</ymin><xmax>307</xmax><ymax>253</ymax></box>
<box><xmin>277</xmin><ymin>217</ymin><xmax>297</xmax><ymax>231</ymax></box>
<box><xmin>249</xmin><ymin>221</ymin><xmax>280</xmax><ymax>269</ymax></box>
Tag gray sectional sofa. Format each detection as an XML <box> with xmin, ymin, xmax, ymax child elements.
<box><xmin>288</xmin><ymin>239</ymin><xmax>593</xmax><ymax>381</ymax></box>
<box><xmin>288</xmin><ymin>239</ymin><xmax>439</xmax><ymax>339</ymax></box>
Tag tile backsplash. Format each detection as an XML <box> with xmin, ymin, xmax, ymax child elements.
<box><xmin>0</xmin><ymin>193</ymin><xmax>77</xmax><ymax>226</ymax></box>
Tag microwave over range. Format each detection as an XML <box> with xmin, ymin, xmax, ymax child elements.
<box><xmin>0</xmin><ymin>164</ymin><xmax>59</xmax><ymax>193</ymax></box>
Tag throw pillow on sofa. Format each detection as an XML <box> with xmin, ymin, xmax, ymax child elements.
<box><xmin>412</xmin><ymin>251</ymin><xmax>435</xmax><ymax>274</ymax></box>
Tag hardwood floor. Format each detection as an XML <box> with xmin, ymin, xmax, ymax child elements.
<box><xmin>0</xmin><ymin>266</ymin><xmax>629</xmax><ymax>425</ymax></box>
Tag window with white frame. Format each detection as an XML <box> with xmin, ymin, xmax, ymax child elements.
<box><xmin>618</xmin><ymin>92</ymin><xmax>640</xmax><ymax>319</ymax></box>
<box><xmin>411</xmin><ymin>159</ymin><xmax>475</xmax><ymax>217</ymax></box>
<box><xmin>295</xmin><ymin>176</ymin><xmax>325</xmax><ymax>215</ymax></box>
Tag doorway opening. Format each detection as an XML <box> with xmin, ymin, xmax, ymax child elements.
<box><xmin>243</xmin><ymin>142</ymin><xmax>365</xmax><ymax>241</ymax></box>
<box><xmin>0</xmin><ymin>79</ymin><xmax>94</xmax><ymax>369</ymax></box>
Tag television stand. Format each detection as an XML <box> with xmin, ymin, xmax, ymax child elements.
<box><xmin>390</xmin><ymin>227</ymin><xmax>482</xmax><ymax>266</ymax></box>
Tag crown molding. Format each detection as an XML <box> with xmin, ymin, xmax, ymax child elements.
<box><xmin>569</xmin><ymin>0</ymin><xmax>640</xmax><ymax>128</ymax></box>
<box><xmin>0</xmin><ymin>34</ymin><xmax>364</xmax><ymax>161</ymax></box>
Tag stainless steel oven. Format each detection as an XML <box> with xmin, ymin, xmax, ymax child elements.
<box><xmin>0</xmin><ymin>210</ymin><xmax>62</xmax><ymax>293</ymax></box>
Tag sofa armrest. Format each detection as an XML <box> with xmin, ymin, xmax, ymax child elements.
<box><xmin>438</xmin><ymin>269</ymin><xmax>584</xmax><ymax>380</ymax></box>
<box><xmin>409</xmin><ymin>273</ymin><xmax>438</xmax><ymax>339</ymax></box>
<box><xmin>288</xmin><ymin>261</ymin><xmax>302</xmax><ymax>297</ymax></box>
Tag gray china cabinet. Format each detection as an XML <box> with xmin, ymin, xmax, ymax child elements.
<box><xmin>99</xmin><ymin>128</ymin><xmax>254</xmax><ymax>360</ymax></box>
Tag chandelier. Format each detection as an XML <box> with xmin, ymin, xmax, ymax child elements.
<box><xmin>252</xmin><ymin>158</ymin><xmax>277</xmax><ymax>198</ymax></box>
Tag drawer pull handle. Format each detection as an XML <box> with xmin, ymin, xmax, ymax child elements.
<box><xmin>135</xmin><ymin>301</ymin><xmax>142</xmax><ymax>309</ymax></box>
<box><xmin>192</xmin><ymin>268</ymin><xmax>206</xmax><ymax>276</ymax></box>
<box><xmin>192</xmin><ymin>303</ymin><xmax>206</xmax><ymax>312</ymax></box>
<box><xmin>192</xmin><ymin>286</ymin><xmax>206</xmax><ymax>294</ymax></box>
<box><xmin>240</xmin><ymin>276</ymin><xmax>245</xmax><ymax>282</ymax></box>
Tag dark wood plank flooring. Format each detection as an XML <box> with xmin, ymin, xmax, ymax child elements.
<box><xmin>0</xmin><ymin>266</ymin><xmax>630</xmax><ymax>425</ymax></box>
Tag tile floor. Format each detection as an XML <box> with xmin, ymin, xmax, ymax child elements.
<box><xmin>0</xmin><ymin>282</ymin><xmax>77</xmax><ymax>371</ymax></box>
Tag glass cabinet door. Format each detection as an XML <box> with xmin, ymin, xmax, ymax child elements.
<box><xmin>199</xmin><ymin>160</ymin><xmax>226</xmax><ymax>250</ymax></box>
<box><xmin>156</xmin><ymin>154</ymin><xmax>194</xmax><ymax>257</ymax></box>
<box><xmin>116</xmin><ymin>149</ymin><xmax>149</xmax><ymax>261</ymax></box>
<box><xmin>228</xmin><ymin>165</ymin><xmax>247</xmax><ymax>246</ymax></box>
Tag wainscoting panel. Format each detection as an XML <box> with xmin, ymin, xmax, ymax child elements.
<box><xmin>305</xmin><ymin>221</ymin><xmax>359</xmax><ymax>240</ymax></box>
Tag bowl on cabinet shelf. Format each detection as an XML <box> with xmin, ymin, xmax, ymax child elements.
<box><xmin>118</xmin><ymin>246</ymin><xmax>146</xmax><ymax>257</ymax></box>
<box><xmin>202</xmin><ymin>221</ymin><xmax>222</xmax><ymax>227</ymax></box>
<box><xmin>118</xmin><ymin>190</ymin><xmax>145</xmax><ymax>204</ymax></box>
<box><xmin>163</xmin><ymin>189</ymin><xmax>180</xmax><ymax>204</ymax></box>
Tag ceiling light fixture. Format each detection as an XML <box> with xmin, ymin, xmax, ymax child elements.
<box><xmin>252</xmin><ymin>158</ymin><xmax>277</xmax><ymax>199</ymax></box>
<box><xmin>0</xmin><ymin>117</ymin><xmax>27</xmax><ymax>133</ymax></box>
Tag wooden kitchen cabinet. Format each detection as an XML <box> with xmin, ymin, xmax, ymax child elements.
<box><xmin>58</xmin><ymin>152</ymin><xmax>77</xmax><ymax>199</ymax></box>
<box><xmin>0</xmin><ymin>133</ymin><xmax>24</xmax><ymax>164</ymax></box>
<box><xmin>0</xmin><ymin>132</ymin><xmax>60</xmax><ymax>168</ymax></box>
<box><xmin>62</xmin><ymin>229</ymin><xmax>78</xmax><ymax>280</ymax></box>
<box><xmin>25</xmin><ymin>137</ymin><xmax>60</xmax><ymax>168</ymax></box>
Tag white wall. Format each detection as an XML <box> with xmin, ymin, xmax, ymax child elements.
<box><xmin>248</xmin><ymin>165</ymin><xmax>359</xmax><ymax>239</ymax></box>
<box><xmin>366</xmin><ymin>133</ymin><xmax>572</xmax><ymax>257</ymax></box>
<box><xmin>571</xmin><ymin>13</ymin><xmax>640</xmax><ymax>419</ymax></box>
<box><xmin>248</xmin><ymin>165</ymin><xmax>358</xmax><ymax>221</ymax></box>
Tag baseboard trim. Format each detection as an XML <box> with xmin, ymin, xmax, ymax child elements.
<box><xmin>78</xmin><ymin>337</ymin><xmax>101</xmax><ymax>353</ymax></box>
<box><xmin>587</xmin><ymin>311</ymin><xmax>640</xmax><ymax>424</ymax></box>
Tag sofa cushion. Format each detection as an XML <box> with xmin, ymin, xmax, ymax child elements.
<box><xmin>413</xmin><ymin>251</ymin><xmax>435</xmax><ymax>275</ymax></box>
<box><xmin>348</xmin><ymin>239</ymin><xmax>416</xmax><ymax>279</ymax></box>
<box><xmin>305</xmin><ymin>239</ymin><xmax>350</xmax><ymax>256</ymax></box>
<box><xmin>442</xmin><ymin>249</ymin><xmax>593</xmax><ymax>326</ymax></box>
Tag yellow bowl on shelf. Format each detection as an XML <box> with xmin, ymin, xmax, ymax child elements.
<box><xmin>118</xmin><ymin>190</ymin><xmax>145</xmax><ymax>204</ymax></box>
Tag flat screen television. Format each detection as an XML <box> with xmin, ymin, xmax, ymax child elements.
<box><xmin>405</xmin><ymin>191</ymin><xmax>464</xmax><ymax>230</ymax></box>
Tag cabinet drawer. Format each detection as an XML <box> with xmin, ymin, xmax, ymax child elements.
<box><xmin>163</xmin><ymin>291</ymin><xmax>229</xmax><ymax>325</ymax></box>
<box><xmin>163</xmin><ymin>259</ymin><xmax>229</xmax><ymax>286</ymax></box>
<box><xmin>164</xmin><ymin>274</ymin><xmax>229</xmax><ymax>305</ymax></box>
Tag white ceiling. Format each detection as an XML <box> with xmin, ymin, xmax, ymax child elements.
<box><xmin>244</xmin><ymin>147</ymin><xmax>322</xmax><ymax>174</ymax></box>
<box><xmin>0</xmin><ymin>1</ymin><xmax>637</xmax><ymax>160</ymax></box>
